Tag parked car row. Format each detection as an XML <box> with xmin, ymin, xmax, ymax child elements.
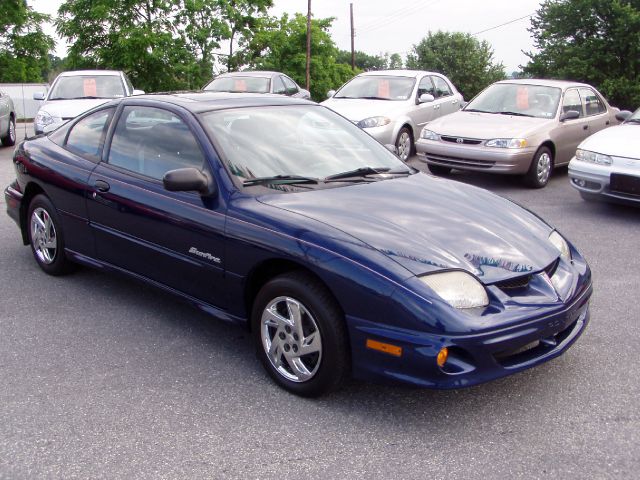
<box><xmin>0</xmin><ymin>89</ymin><xmax>16</xmax><ymax>147</ymax></box>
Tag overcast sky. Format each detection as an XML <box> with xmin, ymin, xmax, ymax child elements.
<box><xmin>30</xmin><ymin>0</ymin><xmax>544</xmax><ymax>73</ymax></box>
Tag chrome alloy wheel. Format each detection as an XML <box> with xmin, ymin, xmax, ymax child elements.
<box><xmin>260</xmin><ymin>296</ymin><xmax>322</xmax><ymax>383</ymax></box>
<box><xmin>30</xmin><ymin>207</ymin><xmax>57</xmax><ymax>264</ymax></box>
<box><xmin>396</xmin><ymin>130</ymin><xmax>412</xmax><ymax>161</ymax></box>
<box><xmin>537</xmin><ymin>152</ymin><xmax>552</xmax><ymax>184</ymax></box>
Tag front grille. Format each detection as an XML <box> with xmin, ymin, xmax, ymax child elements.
<box><xmin>426</xmin><ymin>154</ymin><xmax>495</xmax><ymax>169</ymax></box>
<box><xmin>441</xmin><ymin>135</ymin><xmax>483</xmax><ymax>145</ymax></box>
<box><xmin>494</xmin><ymin>274</ymin><xmax>532</xmax><ymax>290</ymax></box>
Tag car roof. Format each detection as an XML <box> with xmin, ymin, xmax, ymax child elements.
<box><xmin>358</xmin><ymin>70</ymin><xmax>442</xmax><ymax>78</ymax></box>
<box><xmin>117</xmin><ymin>91</ymin><xmax>313</xmax><ymax>114</ymax></box>
<box><xmin>58</xmin><ymin>70</ymin><xmax>123</xmax><ymax>77</ymax></box>
<box><xmin>215</xmin><ymin>71</ymin><xmax>283</xmax><ymax>79</ymax></box>
<box><xmin>495</xmin><ymin>78</ymin><xmax>595</xmax><ymax>89</ymax></box>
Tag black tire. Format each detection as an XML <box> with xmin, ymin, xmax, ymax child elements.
<box><xmin>427</xmin><ymin>164</ymin><xmax>452</xmax><ymax>176</ymax></box>
<box><xmin>251</xmin><ymin>271</ymin><xmax>350</xmax><ymax>397</ymax></box>
<box><xmin>1</xmin><ymin>115</ymin><xmax>16</xmax><ymax>147</ymax></box>
<box><xmin>524</xmin><ymin>146</ymin><xmax>553</xmax><ymax>188</ymax></box>
<box><xmin>27</xmin><ymin>194</ymin><xmax>75</xmax><ymax>276</ymax></box>
<box><xmin>395</xmin><ymin>127</ymin><xmax>414</xmax><ymax>161</ymax></box>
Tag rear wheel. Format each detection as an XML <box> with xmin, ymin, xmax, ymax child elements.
<box><xmin>27</xmin><ymin>194</ymin><xmax>75</xmax><ymax>275</ymax></box>
<box><xmin>427</xmin><ymin>164</ymin><xmax>452</xmax><ymax>176</ymax></box>
<box><xmin>524</xmin><ymin>146</ymin><xmax>553</xmax><ymax>188</ymax></box>
<box><xmin>1</xmin><ymin>116</ymin><xmax>16</xmax><ymax>147</ymax></box>
<box><xmin>395</xmin><ymin>127</ymin><xmax>413</xmax><ymax>161</ymax></box>
<box><xmin>251</xmin><ymin>271</ymin><xmax>349</xmax><ymax>397</ymax></box>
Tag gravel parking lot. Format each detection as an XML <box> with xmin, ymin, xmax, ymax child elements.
<box><xmin>1</xmin><ymin>127</ymin><xmax>638</xmax><ymax>479</ymax></box>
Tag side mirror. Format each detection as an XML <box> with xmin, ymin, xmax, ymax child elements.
<box><xmin>132</xmin><ymin>89</ymin><xmax>145</xmax><ymax>96</ymax></box>
<box><xmin>560</xmin><ymin>110</ymin><xmax>580</xmax><ymax>121</ymax></box>
<box><xmin>33</xmin><ymin>92</ymin><xmax>45</xmax><ymax>101</ymax></box>
<box><xmin>327</xmin><ymin>90</ymin><xmax>336</xmax><ymax>98</ymax></box>
<box><xmin>384</xmin><ymin>144</ymin><xmax>399</xmax><ymax>156</ymax></box>
<box><xmin>616</xmin><ymin>110</ymin><xmax>632</xmax><ymax>122</ymax></box>
<box><xmin>418</xmin><ymin>93</ymin><xmax>435</xmax><ymax>104</ymax></box>
<box><xmin>163</xmin><ymin>168</ymin><xmax>216</xmax><ymax>196</ymax></box>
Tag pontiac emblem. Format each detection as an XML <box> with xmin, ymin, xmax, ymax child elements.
<box><xmin>456</xmin><ymin>137</ymin><xmax>464</xmax><ymax>144</ymax></box>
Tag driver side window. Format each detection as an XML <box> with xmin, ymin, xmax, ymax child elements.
<box><xmin>107</xmin><ymin>106</ymin><xmax>205</xmax><ymax>180</ymax></box>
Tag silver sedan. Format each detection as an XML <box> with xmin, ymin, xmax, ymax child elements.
<box><xmin>0</xmin><ymin>90</ymin><xmax>16</xmax><ymax>147</ymax></box>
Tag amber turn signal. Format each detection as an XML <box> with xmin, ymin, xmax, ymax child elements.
<box><xmin>437</xmin><ymin>347</ymin><xmax>449</xmax><ymax>367</ymax></box>
<box><xmin>366</xmin><ymin>339</ymin><xmax>402</xmax><ymax>357</ymax></box>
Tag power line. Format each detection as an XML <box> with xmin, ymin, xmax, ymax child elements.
<box><xmin>357</xmin><ymin>0</ymin><xmax>440</xmax><ymax>34</ymax></box>
<box><xmin>472</xmin><ymin>13</ymin><xmax>534</xmax><ymax>36</ymax></box>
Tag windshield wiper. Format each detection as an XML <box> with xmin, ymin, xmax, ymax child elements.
<box><xmin>242</xmin><ymin>175</ymin><xmax>319</xmax><ymax>186</ymax></box>
<box><xmin>324</xmin><ymin>166</ymin><xmax>391</xmax><ymax>181</ymax></box>
<box><xmin>464</xmin><ymin>108</ymin><xmax>490</xmax><ymax>113</ymax></box>
<box><xmin>496</xmin><ymin>111</ymin><xmax>535</xmax><ymax>117</ymax></box>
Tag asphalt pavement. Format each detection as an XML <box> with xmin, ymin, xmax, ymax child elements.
<box><xmin>0</xmin><ymin>128</ymin><xmax>638</xmax><ymax>479</ymax></box>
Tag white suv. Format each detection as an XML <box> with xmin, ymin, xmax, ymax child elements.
<box><xmin>33</xmin><ymin>70</ymin><xmax>144</xmax><ymax>134</ymax></box>
<box><xmin>322</xmin><ymin>70</ymin><xmax>463</xmax><ymax>161</ymax></box>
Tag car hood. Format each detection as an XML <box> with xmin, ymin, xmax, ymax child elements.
<box><xmin>257</xmin><ymin>173</ymin><xmax>558</xmax><ymax>283</ymax></box>
<box><xmin>427</xmin><ymin>110</ymin><xmax>553</xmax><ymax>139</ymax></box>
<box><xmin>321</xmin><ymin>98</ymin><xmax>409</xmax><ymax>122</ymax></box>
<box><xmin>38</xmin><ymin>98</ymin><xmax>112</xmax><ymax>119</ymax></box>
<box><xmin>579</xmin><ymin>124</ymin><xmax>640</xmax><ymax>158</ymax></box>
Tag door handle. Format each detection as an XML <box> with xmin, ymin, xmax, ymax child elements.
<box><xmin>583</xmin><ymin>125</ymin><xmax>589</xmax><ymax>130</ymax></box>
<box><xmin>434</xmin><ymin>105</ymin><xmax>440</xmax><ymax>110</ymax></box>
<box><xmin>94</xmin><ymin>180</ymin><xmax>110</xmax><ymax>192</ymax></box>
<box><xmin>452</xmin><ymin>100</ymin><xmax>458</xmax><ymax>104</ymax></box>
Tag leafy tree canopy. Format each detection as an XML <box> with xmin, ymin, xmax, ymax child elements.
<box><xmin>335</xmin><ymin>50</ymin><xmax>404</xmax><ymax>71</ymax></box>
<box><xmin>245</xmin><ymin>13</ymin><xmax>356</xmax><ymax>101</ymax></box>
<box><xmin>524</xmin><ymin>0</ymin><xmax>640</xmax><ymax>110</ymax></box>
<box><xmin>406</xmin><ymin>31</ymin><xmax>506</xmax><ymax>100</ymax></box>
<box><xmin>0</xmin><ymin>0</ymin><xmax>54</xmax><ymax>83</ymax></box>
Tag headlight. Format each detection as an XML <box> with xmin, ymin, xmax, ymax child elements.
<box><xmin>420</xmin><ymin>271</ymin><xmax>489</xmax><ymax>309</ymax></box>
<box><xmin>575</xmin><ymin>148</ymin><xmax>612</xmax><ymax>165</ymax></box>
<box><xmin>549</xmin><ymin>231</ymin><xmax>571</xmax><ymax>261</ymax></box>
<box><xmin>486</xmin><ymin>138</ymin><xmax>527</xmax><ymax>148</ymax></box>
<box><xmin>420</xmin><ymin>129</ymin><xmax>439</xmax><ymax>141</ymax></box>
<box><xmin>35</xmin><ymin>111</ymin><xmax>54</xmax><ymax>126</ymax></box>
<box><xmin>357</xmin><ymin>116</ymin><xmax>391</xmax><ymax>128</ymax></box>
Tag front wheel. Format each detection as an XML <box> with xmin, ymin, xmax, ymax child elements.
<box><xmin>524</xmin><ymin>146</ymin><xmax>553</xmax><ymax>188</ymax></box>
<box><xmin>1</xmin><ymin>116</ymin><xmax>16</xmax><ymax>147</ymax></box>
<box><xmin>395</xmin><ymin>127</ymin><xmax>413</xmax><ymax>161</ymax></box>
<box><xmin>27</xmin><ymin>194</ymin><xmax>75</xmax><ymax>275</ymax></box>
<box><xmin>251</xmin><ymin>271</ymin><xmax>350</xmax><ymax>397</ymax></box>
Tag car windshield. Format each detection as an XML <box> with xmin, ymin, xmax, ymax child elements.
<box><xmin>334</xmin><ymin>75</ymin><xmax>415</xmax><ymax>101</ymax></box>
<box><xmin>48</xmin><ymin>75</ymin><xmax>125</xmax><ymax>100</ymax></box>
<box><xmin>204</xmin><ymin>76</ymin><xmax>270</xmax><ymax>93</ymax></box>
<box><xmin>200</xmin><ymin>105</ymin><xmax>410</xmax><ymax>187</ymax></box>
<box><xmin>465</xmin><ymin>83</ymin><xmax>562</xmax><ymax>119</ymax></box>
<box><xmin>625</xmin><ymin>108</ymin><xmax>640</xmax><ymax>123</ymax></box>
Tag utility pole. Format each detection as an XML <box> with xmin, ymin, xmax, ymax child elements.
<box><xmin>350</xmin><ymin>3</ymin><xmax>355</xmax><ymax>71</ymax></box>
<box><xmin>306</xmin><ymin>0</ymin><xmax>311</xmax><ymax>91</ymax></box>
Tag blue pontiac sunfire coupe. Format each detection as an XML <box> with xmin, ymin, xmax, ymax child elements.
<box><xmin>4</xmin><ymin>93</ymin><xmax>592</xmax><ymax>397</ymax></box>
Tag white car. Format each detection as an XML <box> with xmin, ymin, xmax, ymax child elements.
<box><xmin>568</xmin><ymin>108</ymin><xmax>640</xmax><ymax>205</ymax></box>
<box><xmin>321</xmin><ymin>70</ymin><xmax>463</xmax><ymax>161</ymax></box>
<box><xmin>33</xmin><ymin>70</ymin><xmax>144</xmax><ymax>134</ymax></box>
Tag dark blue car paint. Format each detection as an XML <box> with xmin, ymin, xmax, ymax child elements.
<box><xmin>4</xmin><ymin>93</ymin><xmax>592</xmax><ymax>389</ymax></box>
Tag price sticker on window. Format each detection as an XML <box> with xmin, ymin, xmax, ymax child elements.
<box><xmin>83</xmin><ymin>78</ymin><xmax>97</xmax><ymax>97</ymax></box>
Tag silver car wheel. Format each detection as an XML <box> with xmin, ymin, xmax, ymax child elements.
<box><xmin>396</xmin><ymin>130</ymin><xmax>412</xmax><ymax>161</ymax></box>
<box><xmin>537</xmin><ymin>152</ymin><xmax>551</xmax><ymax>184</ymax></box>
<box><xmin>30</xmin><ymin>207</ymin><xmax>57</xmax><ymax>264</ymax></box>
<box><xmin>260</xmin><ymin>296</ymin><xmax>322</xmax><ymax>383</ymax></box>
<box><xmin>8</xmin><ymin>118</ymin><xmax>15</xmax><ymax>143</ymax></box>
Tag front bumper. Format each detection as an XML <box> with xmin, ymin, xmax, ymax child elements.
<box><xmin>360</xmin><ymin>122</ymin><xmax>397</xmax><ymax>146</ymax></box>
<box><xmin>416</xmin><ymin>139</ymin><xmax>535</xmax><ymax>174</ymax></box>
<box><xmin>4</xmin><ymin>181</ymin><xmax>22</xmax><ymax>227</ymax></box>
<box><xmin>568</xmin><ymin>158</ymin><xmax>640</xmax><ymax>205</ymax></box>
<box><xmin>348</xmin><ymin>280</ymin><xmax>592</xmax><ymax>389</ymax></box>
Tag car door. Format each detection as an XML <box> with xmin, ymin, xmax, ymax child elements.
<box><xmin>432</xmin><ymin>75</ymin><xmax>460</xmax><ymax>116</ymax></box>
<box><xmin>579</xmin><ymin>87</ymin><xmax>612</xmax><ymax>135</ymax></box>
<box><xmin>86</xmin><ymin>103</ymin><xmax>228</xmax><ymax>308</ymax></box>
<box><xmin>408</xmin><ymin>76</ymin><xmax>439</xmax><ymax>134</ymax></box>
<box><xmin>554</xmin><ymin>88</ymin><xmax>593</xmax><ymax>165</ymax></box>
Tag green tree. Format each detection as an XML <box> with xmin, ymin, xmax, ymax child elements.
<box><xmin>524</xmin><ymin>0</ymin><xmax>640</xmax><ymax>109</ymax></box>
<box><xmin>0</xmin><ymin>0</ymin><xmax>54</xmax><ymax>82</ymax></box>
<box><xmin>336</xmin><ymin>50</ymin><xmax>386</xmax><ymax>71</ymax></box>
<box><xmin>406</xmin><ymin>31</ymin><xmax>506</xmax><ymax>100</ymax></box>
<box><xmin>56</xmin><ymin>0</ymin><xmax>201</xmax><ymax>92</ymax></box>
<box><xmin>387</xmin><ymin>52</ymin><xmax>403</xmax><ymax>70</ymax></box>
<box><xmin>246</xmin><ymin>14</ymin><xmax>356</xmax><ymax>101</ymax></box>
